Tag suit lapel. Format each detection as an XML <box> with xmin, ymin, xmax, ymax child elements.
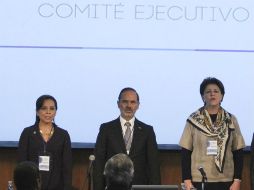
<box><xmin>129</xmin><ymin>119</ymin><xmax>143</xmax><ymax>155</ymax></box>
<box><xmin>114</xmin><ymin>118</ymin><xmax>127</xmax><ymax>153</ymax></box>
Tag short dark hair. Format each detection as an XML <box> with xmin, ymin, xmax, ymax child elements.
<box><xmin>118</xmin><ymin>87</ymin><xmax>139</xmax><ymax>102</ymax></box>
<box><xmin>35</xmin><ymin>95</ymin><xmax>57</xmax><ymax>125</ymax></box>
<box><xmin>14</xmin><ymin>161</ymin><xmax>40</xmax><ymax>190</ymax></box>
<box><xmin>200</xmin><ymin>77</ymin><xmax>225</xmax><ymax>96</ymax></box>
<box><xmin>104</xmin><ymin>153</ymin><xmax>134</xmax><ymax>190</ymax></box>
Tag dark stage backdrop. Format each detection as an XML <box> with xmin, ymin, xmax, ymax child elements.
<box><xmin>0</xmin><ymin>148</ymin><xmax>251</xmax><ymax>190</ymax></box>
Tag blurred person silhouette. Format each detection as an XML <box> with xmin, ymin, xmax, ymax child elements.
<box><xmin>104</xmin><ymin>153</ymin><xmax>134</xmax><ymax>190</ymax></box>
<box><xmin>250</xmin><ymin>133</ymin><xmax>254</xmax><ymax>190</ymax></box>
<box><xmin>14</xmin><ymin>161</ymin><xmax>41</xmax><ymax>190</ymax></box>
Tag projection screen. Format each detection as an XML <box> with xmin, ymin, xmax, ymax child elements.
<box><xmin>0</xmin><ymin>0</ymin><xmax>254</xmax><ymax>148</ymax></box>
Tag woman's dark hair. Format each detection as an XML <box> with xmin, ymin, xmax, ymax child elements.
<box><xmin>118</xmin><ymin>87</ymin><xmax>139</xmax><ymax>102</ymax></box>
<box><xmin>14</xmin><ymin>161</ymin><xmax>40</xmax><ymax>190</ymax></box>
<box><xmin>200</xmin><ymin>77</ymin><xmax>225</xmax><ymax>96</ymax></box>
<box><xmin>35</xmin><ymin>95</ymin><xmax>57</xmax><ymax>125</ymax></box>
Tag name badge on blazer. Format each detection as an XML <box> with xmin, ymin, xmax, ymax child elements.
<box><xmin>39</xmin><ymin>155</ymin><xmax>50</xmax><ymax>171</ymax></box>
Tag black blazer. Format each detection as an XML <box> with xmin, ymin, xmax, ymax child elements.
<box><xmin>251</xmin><ymin>133</ymin><xmax>254</xmax><ymax>190</ymax></box>
<box><xmin>93</xmin><ymin>118</ymin><xmax>161</xmax><ymax>190</ymax></box>
<box><xmin>18</xmin><ymin>124</ymin><xmax>72</xmax><ymax>190</ymax></box>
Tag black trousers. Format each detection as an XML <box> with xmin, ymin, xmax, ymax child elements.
<box><xmin>192</xmin><ymin>181</ymin><xmax>232</xmax><ymax>190</ymax></box>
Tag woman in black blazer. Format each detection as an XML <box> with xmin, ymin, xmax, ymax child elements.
<box><xmin>18</xmin><ymin>95</ymin><xmax>72</xmax><ymax>190</ymax></box>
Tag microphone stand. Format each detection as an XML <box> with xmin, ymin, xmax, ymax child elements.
<box><xmin>198</xmin><ymin>167</ymin><xmax>207</xmax><ymax>190</ymax></box>
<box><xmin>201</xmin><ymin>175</ymin><xmax>207</xmax><ymax>190</ymax></box>
<box><xmin>87</xmin><ymin>155</ymin><xmax>95</xmax><ymax>190</ymax></box>
<box><xmin>88</xmin><ymin>169</ymin><xmax>93</xmax><ymax>190</ymax></box>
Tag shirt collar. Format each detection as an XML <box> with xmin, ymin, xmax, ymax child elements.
<box><xmin>120</xmin><ymin>116</ymin><xmax>135</xmax><ymax>127</ymax></box>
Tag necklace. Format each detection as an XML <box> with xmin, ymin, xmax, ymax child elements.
<box><xmin>39</xmin><ymin>126</ymin><xmax>54</xmax><ymax>137</ymax></box>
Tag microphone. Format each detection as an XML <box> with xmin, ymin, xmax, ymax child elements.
<box><xmin>87</xmin><ymin>155</ymin><xmax>95</xmax><ymax>190</ymax></box>
<box><xmin>87</xmin><ymin>155</ymin><xmax>95</xmax><ymax>177</ymax></box>
<box><xmin>198</xmin><ymin>167</ymin><xmax>207</xmax><ymax>181</ymax></box>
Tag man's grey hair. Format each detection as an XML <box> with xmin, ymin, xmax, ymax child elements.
<box><xmin>104</xmin><ymin>153</ymin><xmax>134</xmax><ymax>189</ymax></box>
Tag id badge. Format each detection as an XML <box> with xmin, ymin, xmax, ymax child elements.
<box><xmin>39</xmin><ymin>155</ymin><xmax>50</xmax><ymax>171</ymax></box>
<box><xmin>207</xmin><ymin>140</ymin><xmax>217</xmax><ymax>155</ymax></box>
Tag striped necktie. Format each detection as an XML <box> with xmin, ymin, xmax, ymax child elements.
<box><xmin>124</xmin><ymin>122</ymin><xmax>132</xmax><ymax>151</ymax></box>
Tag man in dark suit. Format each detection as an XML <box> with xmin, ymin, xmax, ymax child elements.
<box><xmin>93</xmin><ymin>87</ymin><xmax>161</xmax><ymax>190</ymax></box>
